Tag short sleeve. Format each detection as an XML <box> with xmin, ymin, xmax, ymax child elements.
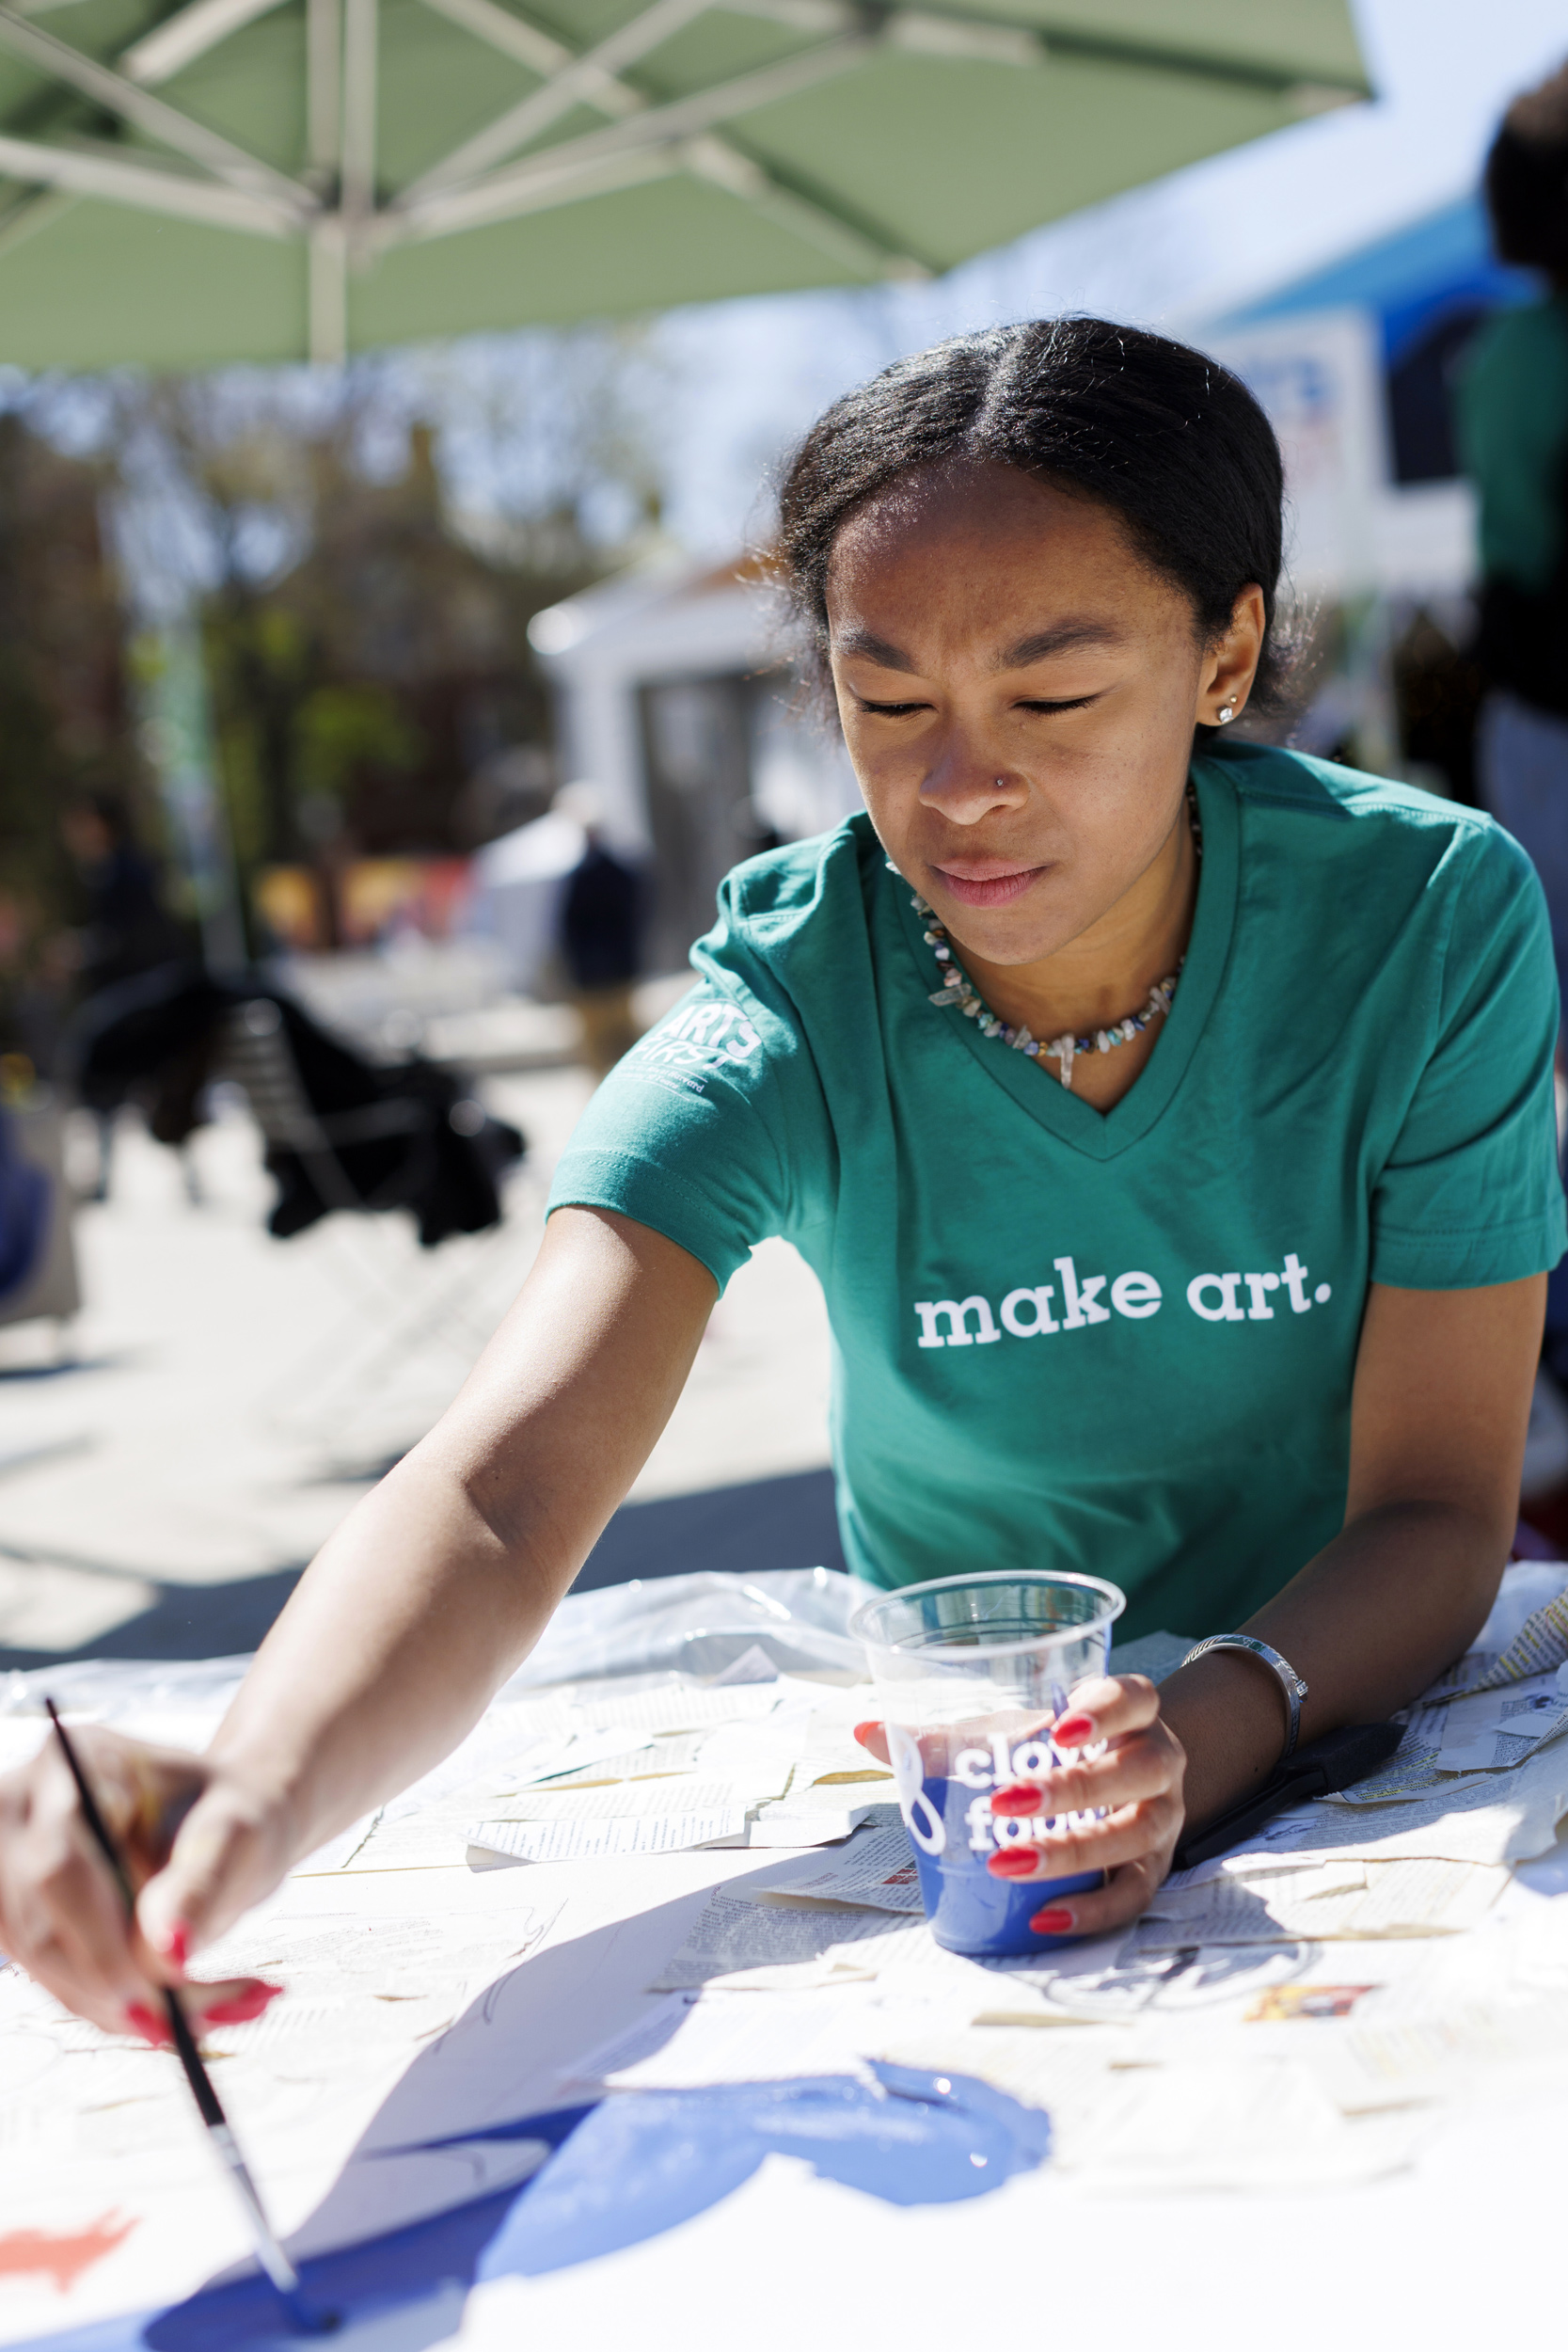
<box><xmin>1371</xmin><ymin>824</ymin><xmax>1567</xmax><ymax>1289</ymax></box>
<box><xmin>546</xmin><ymin>914</ymin><xmax>832</xmax><ymax>1292</ymax></box>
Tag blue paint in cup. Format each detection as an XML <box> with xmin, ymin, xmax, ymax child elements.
<box><xmin>902</xmin><ymin>1763</ymin><xmax>1104</xmax><ymax>1956</ymax></box>
<box><xmin>852</xmin><ymin>1572</ymin><xmax>1126</xmax><ymax>1959</ymax></box>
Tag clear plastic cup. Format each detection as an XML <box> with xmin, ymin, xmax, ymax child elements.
<box><xmin>850</xmin><ymin>1570</ymin><xmax>1126</xmax><ymax>1956</ymax></box>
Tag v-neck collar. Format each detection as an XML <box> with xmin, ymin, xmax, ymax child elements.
<box><xmin>888</xmin><ymin>758</ymin><xmax>1240</xmax><ymax>1163</ymax></box>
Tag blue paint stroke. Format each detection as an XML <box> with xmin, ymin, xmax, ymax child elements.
<box><xmin>21</xmin><ymin>2070</ymin><xmax>1049</xmax><ymax>2352</ymax></box>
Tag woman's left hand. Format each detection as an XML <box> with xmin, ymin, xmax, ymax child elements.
<box><xmin>982</xmin><ymin>1674</ymin><xmax>1187</xmax><ymax>1936</ymax></box>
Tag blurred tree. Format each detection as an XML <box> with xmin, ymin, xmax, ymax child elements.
<box><xmin>0</xmin><ymin>324</ymin><xmax>668</xmax><ymax>993</ymax></box>
<box><xmin>116</xmin><ymin>339</ymin><xmax>665</xmax><ymax>936</ymax></box>
<box><xmin>0</xmin><ymin>411</ymin><xmax>143</xmax><ymax>1061</ymax></box>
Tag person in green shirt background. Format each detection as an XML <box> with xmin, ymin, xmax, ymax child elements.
<box><xmin>2</xmin><ymin>319</ymin><xmax>1561</xmax><ymax>2029</ymax></box>
<box><xmin>1455</xmin><ymin>57</ymin><xmax>1568</xmax><ymax>1375</ymax></box>
<box><xmin>1459</xmin><ymin>57</ymin><xmax>1568</xmax><ymax>803</ymax></box>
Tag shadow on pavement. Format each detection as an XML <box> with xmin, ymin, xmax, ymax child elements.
<box><xmin>569</xmin><ymin>1466</ymin><xmax>845</xmax><ymax>1593</ymax></box>
<box><xmin>0</xmin><ymin>1567</ymin><xmax>310</xmax><ymax>1674</ymax></box>
<box><xmin>0</xmin><ymin>1467</ymin><xmax>845</xmax><ymax>1671</ymax></box>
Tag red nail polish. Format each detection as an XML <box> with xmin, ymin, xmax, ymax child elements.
<box><xmin>201</xmin><ymin>1982</ymin><xmax>282</xmax><ymax>2026</ymax></box>
<box><xmin>1053</xmin><ymin>1714</ymin><xmax>1095</xmax><ymax>1744</ymax></box>
<box><xmin>160</xmin><ymin>1922</ymin><xmax>192</xmax><ymax>1970</ymax></box>
<box><xmin>851</xmin><ymin>1721</ymin><xmax>882</xmax><ymax>1749</ymax></box>
<box><xmin>986</xmin><ymin>1849</ymin><xmax>1041</xmax><ymax>1879</ymax></box>
<box><xmin>990</xmin><ymin>1783</ymin><xmax>1044</xmax><ymax>1817</ymax></box>
<box><xmin>125</xmin><ymin>2001</ymin><xmax>172</xmax><ymax>2047</ymax></box>
<box><xmin>1029</xmin><ymin>1907</ymin><xmax>1075</xmax><ymax>1934</ymax></box>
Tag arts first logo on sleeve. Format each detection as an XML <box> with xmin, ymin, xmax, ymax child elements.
<box><xmin>912</xmin><ymin>1251</ymin><xmax>1333</xmax><ymax>1347</ymax></box>
<box><xmin>627</xmin><ymin>995</ymin><xmax>764</xmax><ymax>1095</ymax></box>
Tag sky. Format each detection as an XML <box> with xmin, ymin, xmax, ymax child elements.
<box><xmin>647</xmin><ymin>0</ymin><xmax>1568</xmax><ymax>554</ymax></box>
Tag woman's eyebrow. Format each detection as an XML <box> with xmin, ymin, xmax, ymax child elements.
<box><xmin>832</xmin><ymin>619</ymin><xmax>1127</xmax><ymax>675</ymax></box>
<box><xmin>992</xmin><ymin>621</ymin><xmax>1125</xmax><ymax>670</ymax></box>
<box><xmin>832</xmin><ymin>627</ymin><xmax>917</xmax><ymax>672</ymax></box>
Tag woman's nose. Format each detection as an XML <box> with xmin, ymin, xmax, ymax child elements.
<box><xmin>918</xmin><ymin>749</ymin><xmax>1025</xmax><ymax>825</ymax></box>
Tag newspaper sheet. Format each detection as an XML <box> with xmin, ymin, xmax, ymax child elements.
<box><xmin>467</xmin><ymin>1810</ymin><xmax>750</xmax><ymax>1864</ymax></box>
<box><xmin>1212</xmin><ymin>1733</ymin><xmax>1568</xmax><ymax>1867</ymax></box>
<box><xmin>648</xmin><ymin>1889</ymin><xmax>926</xmax><ymax>1988</ymax></box>
<box><xmin>745</xmin><ymin>1827</ymin><xmax>926</xmax><ymax>1912</ymax></box>
<box><xmin>1123</xmin><ymin>1857</ymin><xmax>1507</xmax><ymax>1950</ymax></box>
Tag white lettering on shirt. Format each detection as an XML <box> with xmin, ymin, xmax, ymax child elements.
<box><xmin>1055</xmin><ymin>1256</ymin><xmax>1111</xmax><ymax>1328</ymax></box>
<box><xmin>1281</xmin><ymin>1252</ymin><xmax>1313</xmax><ymax>1312</ymax></box>
<box><xmin>1110</xmin><ymin>1272</ymin><xmax>1162</xmax><ymax>1320</ymax></box>
<box><xmin>1187</xmin><ymin>1272</ymin><xmax>1245</xmax><ymax>1322</ymax></box>
<box><xmin>913</xmin><ymin>1251</ymin><xmax>1330</xmax><ymax>1348</ymax></box>
<box><xmin>913</xmin><ymin>1296</ymin><xmax>1003</xmax><ymax>1348</ymax></box>
<box><xmin>1000</xmin><ymin>1284</ymin><xmax>1059</xmax><ymax>1338</ymax></box>
<box><xmin>629</xmin><ymin>998</ymin><xmax>764</xmax><ymax>1090</ymax></box>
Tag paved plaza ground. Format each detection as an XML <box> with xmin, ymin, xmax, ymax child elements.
<box><xmin>0</xmin><ymin>1070</ymin><xmax>837</xmax><ymax>1672</ymax></box>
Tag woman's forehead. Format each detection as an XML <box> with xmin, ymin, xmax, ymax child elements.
<box><xmin>829</xmin><ymin>461</ymin><xmax>1144</xmax><ymax>593</ymax></box>
<box><xmin>824</xmin><ymin>465</ymin><xmax>1169</xmax><ymax>652</ymax></box>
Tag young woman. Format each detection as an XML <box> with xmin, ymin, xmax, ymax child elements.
<box><xmin>4</xmin><ymin>319</ymin><xmax>1560</xmax><ymax>2035</ymax></box>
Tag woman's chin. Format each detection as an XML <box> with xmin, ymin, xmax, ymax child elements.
<box><xmin>935</xmin><ymin>896</ymin><xmax>1081</xmax><ymax>972</ymax></box>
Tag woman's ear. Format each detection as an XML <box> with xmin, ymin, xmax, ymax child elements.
<box><xmin>1199</xmin><ymin>583</ymin><xmax>1266</xmax><ymax>726</ymax></box>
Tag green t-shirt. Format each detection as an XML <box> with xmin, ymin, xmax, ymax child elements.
<box><xmin>549</xmin><ymin>745</ymin><xmax>1566</xmax><ymax>1640</ymax></box>
<box><xmin>1455</xmin><ymin>296</ymin><xmax>1568</xmax><ymax>592</ymax></box>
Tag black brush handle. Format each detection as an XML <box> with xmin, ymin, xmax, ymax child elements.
<box><xmin>42</xmin><ymin>1700</ymin><xmax>309</xmax><ymax>2314</ymax></box>
<box><xmin>44</xmin><ymin>1703</ymin><xmax>234</xmax><ymax>2127</ymax></box>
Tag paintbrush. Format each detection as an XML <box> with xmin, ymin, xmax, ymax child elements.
<box><xmin>43</xmin><ymin>1698</ymin><xmax>334</xmax><ymax>2334</ymax></box>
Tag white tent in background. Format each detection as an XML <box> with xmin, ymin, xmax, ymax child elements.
<box><xmin>466</xmin><ymin>805</ymin><xmax>588</xmax><ymax>999</ymax></box>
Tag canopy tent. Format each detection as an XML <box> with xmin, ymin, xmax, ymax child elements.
<box><xmin>1220</xmin><ymin>195</ymin><xmax>1539</xmax><ymax>485</ymax></box>
<box><xmin>0</xmin><ymin>0</ymin><xmax>1369</xmax><ymax>369</ymax></box>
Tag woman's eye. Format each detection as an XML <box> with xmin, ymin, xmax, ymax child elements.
<box><xmin>1017</xmin><ymin>695</ymin><xmax>1098</xmax><ymax>715</ymax></box>
<box><xmin>856</xmin><ymin>697</ymin><xmax>930</xmax><ymax>718</ymax></box>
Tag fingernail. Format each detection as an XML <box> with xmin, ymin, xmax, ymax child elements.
<box><xmin>125</xmin><ymin>2001</ymin><xmax>172</xmax><ymax>2046</ymax></box>
<box><xmin>201</xmin><ymin>1982</ymin><xmax>282</xmax><ymax>2026</ymax></box>
<box><xmin>990</xmin><ymin>1783</ymin><xmax>1044</xmax><ymax>1818</ymax></box>
<box><xmin>1029</xmin><ymin>1907</ymin><xmax>1075</xmax><ymax>1934</ymax></box>
<box><xmin>156</xmin><ymin>1921</ymin><xmax>192</xmax><ymax>1970</ymax></box>
<box><xmin>986</xmin><ymin>1849</ymin><xmax>1042</xmax><ymax>1879</ymax></box>
<box><xmin>1053</xmin><ymin>1713</ymin><xmax>1095</xmax><ymax>1744</ymax></box>
<box><xmin>851</xmin><ymin>1721</ymin><xmax>882</xmax><ymax>1749</ymax></box>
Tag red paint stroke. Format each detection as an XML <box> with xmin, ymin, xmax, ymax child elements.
<box><xmin>0</xmin><ymin>2212</ymin><xmax>136</xmax><ymax>2293</ymax></box>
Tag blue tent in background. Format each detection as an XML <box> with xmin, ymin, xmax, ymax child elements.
<box><xmin>1221</xmin><ymin>196</ymin><xmax>1538</xmax><ymax>484</ymax></box>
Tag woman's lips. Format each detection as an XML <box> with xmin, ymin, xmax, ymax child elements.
<box><xmin>929</xmin><ymin>864</ymin><xmax>1046</xmax><ymax>909</ymax></box>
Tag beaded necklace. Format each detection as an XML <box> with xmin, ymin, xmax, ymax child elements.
<box><xmin>906</xmin><ymin>784</ymin><xmax>1202</xmax><ymax>1093</ymax></box>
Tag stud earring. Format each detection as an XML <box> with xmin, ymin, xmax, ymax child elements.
<box><xmin>1216</xmin><ymin>703</ymin><xmax>1236</xmax><ymax>725</ymax></box>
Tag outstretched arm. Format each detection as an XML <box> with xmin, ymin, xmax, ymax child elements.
<box><xmin>0</xmin><ymin>1207</ymin><xmax>717</xmax><ymax>2035</ymax></box>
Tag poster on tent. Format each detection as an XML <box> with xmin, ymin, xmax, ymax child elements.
<box><xmin>1200</xmin><ymin>308</ymin><xmax>1389</xmax><ymax>601</ymax></box>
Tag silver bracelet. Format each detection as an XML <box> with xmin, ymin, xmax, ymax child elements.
<box><xmin>1180</xmin><ymin>1635</ymin><xmax>1308</xmax><ymax>1760</ymax></box>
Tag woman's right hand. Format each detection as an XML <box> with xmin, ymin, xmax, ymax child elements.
<box><xmin>0</xmin><ymin>1725</ymin><xmax>292</xmax><ymax>2042</ymax></box>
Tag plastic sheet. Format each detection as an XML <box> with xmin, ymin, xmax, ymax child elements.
<box><xmin>497</xmin><ymin>1566</ymin><xmax>878</xmax><ymax>1688</ymax></box>
<box><xmin>0</xmin><ymin>1570</ymin><xmax>878</xmax><ymax>1735</ymax></box>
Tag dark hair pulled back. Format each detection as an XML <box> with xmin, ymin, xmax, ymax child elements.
<box><xmin>775</xmin><ymin>316</ymin><xmax>1289</xmax><ymax>726</ymax></box>
<box><xmin>1485</xmin><ymin>60</ymin><xmax>1568</xmax><ymax>278</ymax></box>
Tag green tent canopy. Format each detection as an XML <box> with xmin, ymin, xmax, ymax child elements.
<box><xmin>0</xmin><ymin>0</ymin><xmax>1369</xmax><ymax>368</ymax></box>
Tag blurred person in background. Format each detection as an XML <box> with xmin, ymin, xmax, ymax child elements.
<box><xmin>62</xmin><ymin>794</ymin><xmax>182</xmax><ymax>1000</ymax></box>
<box><xmin>1458</xmin><ymin>59</ymin><xmax>1568</xmax><ymax>1376</ymax></box>
<box><xmin>555</xmin><ymin>780</ymin><xmax>643</xmax><ymax>1078</ymax></box>
<box><xmin>60</xmin><ymin>793</ymin><xmax>185</xmax><ymax>1200</ymax></box>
